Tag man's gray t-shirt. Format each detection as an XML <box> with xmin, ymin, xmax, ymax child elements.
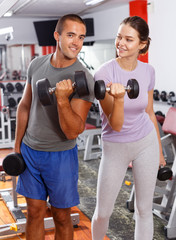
<box><xmin>22</xmin><ymin>54</ymin><xmax>94</xmax><ymax>151</ymax></box>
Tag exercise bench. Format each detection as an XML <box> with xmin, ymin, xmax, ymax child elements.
<box><xmin>77</xmin><ymin>123</ymin><xmax>102</xmax><ymax>161</ymax></box>
<box><xmin>126</xmin><ymin>107</ymin><xmax>176</xmax><ymax>239</ymax></box>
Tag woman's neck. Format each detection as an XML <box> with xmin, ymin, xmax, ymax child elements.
<box><xmin>116</xmin><ymin>57</ymin><xmax>138</xmax><ymax>71</ymax></box>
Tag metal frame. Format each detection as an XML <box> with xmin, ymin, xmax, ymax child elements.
<box><xmin>0</xmin><ymin>176</ymin><xmax>79</xmax><ymax>237</ymax></box>
<box><xmin>126</xmin><ymin>133</ymin><xmax>176</xmax><ymax>239</ymax></box>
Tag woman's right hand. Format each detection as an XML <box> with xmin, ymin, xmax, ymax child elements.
<box><xmin>107</xmin><ymin>82</ymin><xmax>126</xmax><ymax>99</ymax></box>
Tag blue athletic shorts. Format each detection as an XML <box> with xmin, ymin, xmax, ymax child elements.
<box><xmin>16</xmin><ymin>142</ymin><xmax>80</xmax><ymax>208</ymax></box>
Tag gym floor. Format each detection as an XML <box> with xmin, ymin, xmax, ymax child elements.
<box><xmin>77</xmin><ymin>150</ymin><xmax>171</xmax><ymax>240</ymax></box>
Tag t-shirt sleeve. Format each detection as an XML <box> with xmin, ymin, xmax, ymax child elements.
<box><xmin>148</xmin><ymin>65</ymin><xmax>155</xmax><ymax>91</ymax></box>
<box><xmin>94</xmin><ymin>61</ymin><xmax>112</xmax><ymax>86</ymax></box>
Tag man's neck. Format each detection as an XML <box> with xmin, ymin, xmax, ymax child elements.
<box><xmin>50</xmin><ymin>52</ymin><xmax>77</xmax><ymax>68</ymax></box>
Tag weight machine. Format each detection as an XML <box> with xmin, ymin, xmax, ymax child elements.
<box><xmin>126</xmin><ymin>107</ymin><xmax>176</xmax><ymax>239</ymax></box>
<box><xmin>0</xmin><ymin>176</ymin><xmax>79</xmax><ymax>237</ymax></box>
<box><xmin>0</xmin><ymin>88</ymin><xmax>14</xmax><ymax>148</ymax></box>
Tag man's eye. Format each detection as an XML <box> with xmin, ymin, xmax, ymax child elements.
<box><xmin>79</xmin><ymin>36</ymin><xmax>85</xmax><ymax>40</ymax></box>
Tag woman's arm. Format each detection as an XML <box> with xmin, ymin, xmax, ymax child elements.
<box><xmin>145</xmin><ymin>89</ymin><xmax>166</xmax><ymax>166</ymax></box>
<box><xmin>99</xmin><ymin>82</ymin><xmax>125</xmax><ymax>132</ymax></box>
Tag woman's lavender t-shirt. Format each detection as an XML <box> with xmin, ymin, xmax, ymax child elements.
<box><xmin>94</xmin><ymin>59</ymin><xmax>155</xmax><ymax>143</ymax></box>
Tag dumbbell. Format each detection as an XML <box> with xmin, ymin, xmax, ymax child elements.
<box><xmin>2</xmin><ymin>152</ymin><xmax>26</xmax><ymax>176</ymax></box>
<box><xmin>0</xmin><ymin>83</ymin><xmax>5</xmax><ymax>92</ymax></box>
<box><xmin>15</xmin><ymin>82</ymin><xmax>24</xmax><ymax>92</ymax></box>
<box><xmin>160</xmin><ymin>91</ymin><xmax>168</xmax><ymax>102</ymax></box>
<box><xmin>153</xmin><ymin>89</ymin><xmax>160</xmax><ymax>101</ymax></box>
<box><xmin>6</xmin><ymin>82</ymin><xmax>15</xmax><ymax>93</ymax></box>
<box><xmin>157</xmin><ymin>166</ymin><xmax>173</xmax><ymax>181</ymax></box>
<box><xmin>36</xmin><ymin>71</ymin><xmax>89</xmax><ymax>106</ymax></box>
<box><xmin>94</xmin><ymin>79</ymin><xmax>139</xmax><ymax>100</ymax></box>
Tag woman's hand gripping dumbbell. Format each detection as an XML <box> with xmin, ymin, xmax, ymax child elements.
<box><xmin>94</xmin><ymin>79</ymin><xmax>139</xmax><ymax>100</ymax></box>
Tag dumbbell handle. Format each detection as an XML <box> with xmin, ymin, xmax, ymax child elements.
<box><xmin>106</xmin><ymin>85</ymin><xmax>131</xmax><ymax>93</ymax></box>
<box><xmin>48</xmin><ymin>82</ymin><xmax>76</xmax><ymax>95</ymax></box>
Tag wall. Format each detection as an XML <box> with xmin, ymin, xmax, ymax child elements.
<box><xmin>148</xmin><ymin>0</ymin><xmax>176</xmax><ymax>94</ymax></box>
<box><xmin>148</xmin><ymin>0</ymin><xmax>176</xmax><ymax>114</ymax></box>
<box><xmin>0</xmin><ymin>4</ymin><xmax>129</xmax><ymax>76</ymax></box>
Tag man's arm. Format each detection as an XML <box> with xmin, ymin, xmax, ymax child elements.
<box><xmin>14</xmin><ymin>83</ymin><xmax>32</xmax><ymax>153</ymax></box>
<box><xmin>55</xmin><ymin>79</ymin><xmax>92</xmax><ymax>139</ymax></box>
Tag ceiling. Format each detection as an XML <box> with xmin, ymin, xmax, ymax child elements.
<box><xmin>0</xmin><ymin>0</ymin><xmax>131</xmax><ymax>18</ymax></box>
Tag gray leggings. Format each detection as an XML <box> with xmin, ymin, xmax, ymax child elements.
<box><xmin>91</xmin><ymin>129</ymin><xmax>159</xmax><ymax>240</ymax></box>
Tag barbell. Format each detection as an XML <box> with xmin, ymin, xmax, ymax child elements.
<box><xmin>94</xmin><ymin>79</ymin><xmax>139</xmax><ymax>100</ymax></box>
<box><xmin>36</xmin><ymin>71</ymin><xmax>89</xmax><ymax>106</ymax></box>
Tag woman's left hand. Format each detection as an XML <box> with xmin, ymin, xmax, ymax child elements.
<box><xmin>159</xmin><ymin>152</ymin><xmax>166</xmax><ymax>167</ymax></box>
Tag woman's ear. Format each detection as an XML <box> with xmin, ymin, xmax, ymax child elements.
<box><xmin>54</xmin><ymin>31</ymin><xmax>59</xmax><ymax>41</ymax></box>
<box><xmin>139</xmin><ymin>41</ymin><xmax>147</xmax><ymax>50</ymax></box>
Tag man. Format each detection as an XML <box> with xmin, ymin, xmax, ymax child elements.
<box><xmin>14</xmin><ymin>14</ymin><xmax>94</xmax><ymax>240</ymax></box>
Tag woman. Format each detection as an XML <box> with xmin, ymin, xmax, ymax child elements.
<box><xmin>91</xmin><ymin>16</ymin><xmax>165</xmax><ymax>240</ymax></box>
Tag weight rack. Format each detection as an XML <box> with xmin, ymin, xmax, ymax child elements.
<box><xmin>0</xmin><ymin>88</ymin><xmax>14</xmax><ymax>148</ymax></box>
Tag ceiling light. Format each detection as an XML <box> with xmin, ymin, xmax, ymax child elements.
<box><xmin>0</xmin><ymin>27</ymin><xmax>13</xmax><ymax>35</ymax></box>
<box><xmin>4</xmin><ymin>11</ymin><xmax>13</xmax><ymax>17</ymax></box>
<box><xmin>84</xmin><ymin>0</ymin><xmax>105</xmax><ymax>6</ymax></box>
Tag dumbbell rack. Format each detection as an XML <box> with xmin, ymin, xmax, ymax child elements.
<box><xmin>0</xmin><ymin>88</ymin><xmax>14</xmax><ymax>148</ymax></box>
<box><xmin>0</xmin><ymin>176</ymin><xmax>80</xmax><ymax>237</ymax></box>
<box><xmin>126</xmin><ymin>107</ymin><xmax>176</xmax><ymax>239</ymax></box>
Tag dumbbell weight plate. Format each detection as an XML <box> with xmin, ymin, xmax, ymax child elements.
<box><xmin>127</xmin><ymin>79</ymin><xmax>139</xmax><ymax>99</ymax></box>
<box><xmin>2</xmin><ymin>152</ymin><xmax>26</xmax><ymax>176</ymax></box>
<box><xmin>74</xmin><ymin>71</ymin><xmax>89</xmax><ymax>97</ymax></box>
<box><xmin>157</xmin><ymin>167</ymin><xmax>173</xmax><ymax>181</ymax></box>
<box><xmin>36</xmin><ymin>78</ymin><xmax>54</xmax><ymax>106</ymax></box>
<box><xmin>94</xmin><ymin>80</ymin><xmax>106</xmax><ymax>100</ymax></box>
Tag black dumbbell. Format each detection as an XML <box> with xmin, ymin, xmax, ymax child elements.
<box><xmin>8</xmin><ymin>97</ymin><xmax>17</xmax><ymax>108</ymax></box>
<box><xmin>153</xmin><ymin>89</ymin><xmax>160</xmax><ymax>101</ymax></box>
<box><xmin>160</xmin><ymin>91</ymin><xmax>168</xmax><ymax>102</ymax></box>
<box><xmin>94</xmin><ymin>79</ymin><xmax>139</xmax><ymax>100</ymax></box>
<box><xmin>0</xmin><ymin>83</ymin><xmax>5</xmax><ymax>92</ymax></box>
<box><xmin>157</xmin><ymin>166</ymin><xmax>173</xmax><ymax>181</ymax></box>
<box><xmin>15</xmin><ymin>82</ymin><xmax>24</xmax><ymax>92</ymax></box>
<box><xmin>2</xmin><ymin>152</ymin><xmax>26</xmax><ymax>176</ymax></box>
<box><xmin>6</xmin><ymin>83</ymin><xmax>15</xmax><ymax>93</ymax></box>
<box><xmin>169</xmin><ymin>91</ymin><xmax>175</xmax><ymax>98</ymax></box>
<box><xmin>36</xmin><ymin>71</ymin><xmax>89</xmax><ymax>106</ymax></box>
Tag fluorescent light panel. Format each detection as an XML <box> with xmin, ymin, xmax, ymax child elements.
<box><xmin>4</xmin><ymin>11</ymin><xmax>13</xmax><ymax>17</ymax></box>
<box><xmin>0</xmin><ymin>27</ymin><xmax>14</xmax><ymax>35</ymax></box>
<box><xmin>85</xmin><ymin>0</ymin><xmax>105</xmax><ymax>6</ymax></box>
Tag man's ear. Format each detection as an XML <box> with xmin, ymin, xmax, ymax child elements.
<box><xmin>54</xmin><ymin>31</ymin><xmax>59</xmax><ymax>41</ymax></box>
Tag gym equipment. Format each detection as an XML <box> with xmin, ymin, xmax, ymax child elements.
<box><xmin>157</xmin><ymin>166</ymin><xmax>173</xmax><ymax>181</ymax></box>
<box><xmin>153</xmin><ymin>89</ymin><xmax>160</xmax><ymax>101</ymax></box>
<box><xmin>8</xmin><ymin>97</ymin><xmax>16</xmax><ymax>108</ymax></box>
<box><xmin>36</xmin><ymin>71</ymin><xmax>89</xmax><ymax>106</ymax></box>
<box><xmin>15</xmin><ymin>82</ymin><xmax>24</xmax><ymax>92</ymax></box>
<box><xmin>126</xmin><ymin>107</ymin><xmax>176</xmax><ymax>239</ymax></box>
<box><xmin>0</xmin><ymin>175</ymin><xmax>79</xmax><ymax>237</ymax></box>
<box><xmin>2</xmin><ymin>152</ymin><xmax>26</xmax><ymax>176</ymax></box>
<box><xmin>94</xmin><ymin>79</ymin><xmax>139</xmax><ymax>100</ymax></box>
<box><xmin>160</xmin><ymin>90</ymin><xmax>168</xmax><ymax>102</ymax></box>
<box><xmin>0</xmin><ymin>82</ymin><xmax>5</xmax><ymax>92</ymax></box>
<box><xmin>77</xmin><ymin>123</ymin><xmax>102</xmax><ymax>160</ymax></box>
<box><xmin>0</xmin><ymin>88</ymin><xmax>14</xmax><ymax>148</ymax></box>
<box><xmin>6</xmin><ymin>82</ymin><xmax>15</xmax><ymax>93</ymax></box>
<box><xmin>169</xmin><ymin>91</ymin><xmax>175</xmax><ymax>98</ymax></box>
